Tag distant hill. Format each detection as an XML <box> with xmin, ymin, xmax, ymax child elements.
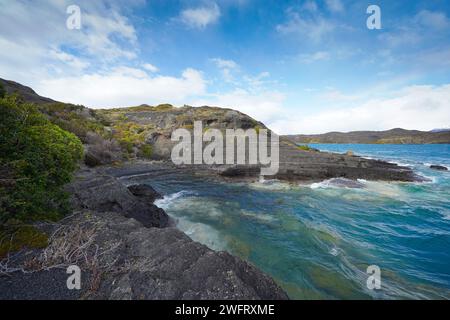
<box><xmin>0</xmin><ymin>78</ymin><xmax>57</xmax><ymax>104</ymax></box>
<box><xmin>284</xmin><ymin>128</ymin><xmax>450</xmax><ymax>144</ymax></box>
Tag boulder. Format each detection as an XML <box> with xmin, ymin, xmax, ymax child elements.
<box><xmin>67</xmin><ymin>170</ymin><xmax>170</xmax><ymax>228</ymax></box>
<box><xmin>430</xmin><ymin>165</ymin><xmax>448</xmax><ymax>171</ymax></box>
<box><xmin>128</xmin><ymin>184</ymin><xmax>163</xmax><ymax>204</ymax></box>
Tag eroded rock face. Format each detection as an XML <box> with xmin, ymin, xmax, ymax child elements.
<box><xmin>67</xmin><ymin>169</ymin><xmax>170</xmax><ymax>228</ymax></box>
<box><xmin>127</xmin><ymin>184</ymin><xmax>163</xmax><ymax>204</ymax></box>
<box><xmin>88</xmin><ymin>212</ymin><xmax>288</xmax><ymax>300</ymax></box>
<box><xmin>60</xmin><ymin>168</ymin><xmax>288</xmax><ymax>300</ymax></box>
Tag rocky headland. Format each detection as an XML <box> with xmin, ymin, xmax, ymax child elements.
<box><xmin>0</xmin><ymin>77</ymin><xmax>430</xmax><ymax>300</ymax></box>
<box><xmin>0</xmin><ymin>165</ymin><xmax>288</xmax><ymax>299</ymax></box>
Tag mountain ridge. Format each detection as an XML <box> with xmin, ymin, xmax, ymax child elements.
<box><xmin>284</xmin><ymin>128</ymin><xmax>450</xmax><ymax>144</ymax></box>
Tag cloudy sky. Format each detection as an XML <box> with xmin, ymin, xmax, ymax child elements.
<box><xmin>1</xmin><ymin>0</ymin><xmax>449</xmax><ymax>134</ymax></box>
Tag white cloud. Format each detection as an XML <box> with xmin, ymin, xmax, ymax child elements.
<box><xmin>0</xmin><ymin>1</ymin><xmax>138</xmax><ymax>62</ymax></box>
<box><xmin>211</xmin><ymin>58</ymin><xmax>239</xmax><ymax>82</ymax></box>
<box><xmin>325</xmin><ymin>0</ymin><xmax>343</xmax><ymax>13</ymax></box>
<box><xmin>49</xmin><ymin>49</ymin><xmax>90</xmax><ymax>71</ymax></box>
<box><xmin>302</xmin><ymin>1</ymin><xmax>318</xmax><ymax>13</ymax></box>
<box><xmin>298</xmin><ymin>51</ymin><xmax>330</xmax><ymax>63</ymax></box>
<box><xmin>276</xmin><ymin>8</ymin><xmax>335</xmax><ymax>42</ymax></box>
<box><xmin>414</xmin><ymin>10</ymin><xmax>450</xmax><ymax>30</ymax></box>
<box><xmin>142</xmin><ymin>63</ymin><xmax>159</xmax><ymax>73</ymax></box>
<box><xmin>270</xmin><ymin>84</ymin><xmax>450</xmax><ymax>134</ymax></box>
<box><xmin>211</xmin><ymin>58</ymin><xmax>239</xmax><ymax>69</ymax></box>
<box><xmin>37</xmin><ymin>68</ymin><xmax>207</xmax><ymax>108</ymax></box>
<box><xmin>180</xmin><ymin>3</ymin><xmax>221</xmax><ymax>29</ymax></box>
<box><xmin>192</xmin><ymin>89</ymin><xmax>286</xmax><ymax>125</ymax></box>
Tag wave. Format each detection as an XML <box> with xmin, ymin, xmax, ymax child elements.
<box><xmin>176</xmin><ymin>216</ymin><xmax>226</xmax><ymax>251</ymax></box>
<box><xmin>310</xmin><ymin>178</ymin><xmax>366</xmax><ymax>189</ymax></box>
<box><xmin>154</xmin><ymin>190</ymin><xmax>193</xmax><ymax>209</ymax></box>
<box><xmin>248</xmin><ymin>177</ymin><xmax>293</xmax><ymax>191</ymax></box>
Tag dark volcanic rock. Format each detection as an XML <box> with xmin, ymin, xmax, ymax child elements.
<box><xmin>90</xmin><ymin>212</ymin><xmax>288</xmax><ymax>300</ymax></box>
<box><xmin>219</xmin><ymin>165</ymin><xmax>261</xmax><ymax>177</ymax></box>
<box><xmin>67</xmin><ymin>169</ymin><xmax>170</xmax><ymax>228</ymax></box>
<box><xmin>61</xmin><ymin>168</ymin><xmax>287</xmax><ymax>300</ymax></box>
<box><xmin>430</xmin><ymin>165</ymin><xmax>448</xmax><ymax>171</ymax></box>
<box><xmin>2</xmin><ymin>177</ymin><xmax>288</xmax><ymax>300</ymax></box>
<box><xmin>128</xmin><ymin>184</ymin><xmax>163</xmax><ymax>203</ymax></box>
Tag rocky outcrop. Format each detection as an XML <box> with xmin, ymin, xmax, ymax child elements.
<box><xmin>70</xmin><ymin>169</ymin><xmax>287</xmax><ymax>299</ymax></box>
<box><xmin>0</xmin><ymin>167</ymin><xmax>288</xmax><ymax>300</ymax></box>
<box><xmin>127</xmin><ymin>184</ymin><xmax>163</xmax><ymax>204</ymax></box>
<box><xmin>86</xmin><ymin>211</ymin><xmax>288</xmax><ymax>300</ymax></box>
<box><xmin>67</xmin><ymin>168</ymin><xmax>170</xmax><ymax>228</ymax></box>
<box><xmin>430</xmin><ymin>165</ymin><xmax>448</xmax><ymax>171</ymax></box>
<box><xmin>273</xmin><ymin>140</ymin><xmax>423</xmax><ymax>182</ymax></box>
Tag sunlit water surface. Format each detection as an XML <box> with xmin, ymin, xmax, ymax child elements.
<box><xmin>147</xmin><ymin>144</ymin><xmax>450</xmax><ymax>299</ymax></box>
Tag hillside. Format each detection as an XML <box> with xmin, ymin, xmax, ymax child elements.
<box><xmin>284</xmin><ymin>128</ymin><xmax>450</xmax><ymax>144</ymax></box>
<box><xmin>0</xmin><ymin>77</ymin><xmax>421</xmax><ymax>182</ymax></box>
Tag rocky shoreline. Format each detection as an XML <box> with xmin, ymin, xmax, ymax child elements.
<box><xmin>0</xmin><ymin>150</ymin><xmax>428</xmax><ymax>300</ymax></box>
<box><xmin>0</xmin><ymin>165</ymin><xmax>288</xmax><ymax>300</ymax></box>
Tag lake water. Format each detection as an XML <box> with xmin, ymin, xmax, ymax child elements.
<box><xmin>150</xmin><ymin>144</ymin><xmax>450</xmax><ymax>299</ymax></box>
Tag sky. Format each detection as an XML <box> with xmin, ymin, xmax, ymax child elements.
<box><xmin>1</xmin><ymin>0</ymin><xmax>450</xmax><ymax>134</ymax></box>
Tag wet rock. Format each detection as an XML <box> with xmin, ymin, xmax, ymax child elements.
<box><xmin>128</xmin><ymin>184</ymin><xmax>163</xmax><ymax>204</ymax></box>
<box><xmin>67</xmin><ymin>169</ymin><xmax>170</xmax><ymax>228</ymax></box>
<box><xmin>430</xmin><ymin>165</ymin><xmax>448</xmax><ymax>171</ymax></box>
<box><xmin>91</xmin><ymin>212</ymin><xmax>289</xmax><ymax>300</ymax></box>
<box><xmin>219</xmin><ymin>165</ymin><xmax>261</xmax><ymax>177</ymax></box>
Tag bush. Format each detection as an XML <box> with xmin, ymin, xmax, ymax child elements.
<box><xmin>0</xmin><ymin>95</ymin><xmax>83</xmax><ymax>223</ymax></box>
<box><xmin>139</xmin><ymin>144</ymin><xmax>153</xmax><ymax>159</ymax></box>
<box><xmin>84</xmin><ymin>132</ymin><xmax>122</xmax><ymax>167</ymax></box>
<box><xmin>0</xmin><ymin>82</ymin><xmax>5</xmax><ymax>98</ymax></box>
<box><xmin>297</xmin><ymin>145</ymin><xmax>312</xmax><ymax>151</ymax></box>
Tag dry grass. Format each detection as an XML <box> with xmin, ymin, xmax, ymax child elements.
<box><xmin>0</xmin><ymin>213</ymin><xmax>122</xmax><ymax>292</ymax></box>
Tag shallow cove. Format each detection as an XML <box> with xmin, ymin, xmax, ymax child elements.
<box><xmin>147</xmin><ymin>144</ymin><xmax>450</xmax><ymax>299</ymax></box>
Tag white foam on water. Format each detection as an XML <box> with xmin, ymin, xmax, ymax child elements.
<box><xmin>309</xmin><ymin>178</ymin><xmax>365</xmax><ymax>190</ymax></box>
<box><xmin>441</xmin><ymin>209</ymin><xmax>450</xmax><ymax>221</ymax></box>
<box><xmin>388</xmin><ymin>160</ymin><xmax>413</xmax><ymax>167</ymax></box>
<box><xmin>240</xmin><ymin>209</ymin><xmax>276</xmax><ymax>223</ymax></box>
<box><xmin>329</xmin><ymin>247</ymin><xmax>339</xmax><ymax>256</ymax></box>
<box><xmin>248</xmin><ymin>179</ymin><xmax>292</xmax><ymax>191</ymax></box>
<box><xmin>176</xmin><ymin>216</ymin><xmax>226</xmax><ymax>251</ymax></box>
<box><xmin>161</xmin><ymin>194</ymin><xmax>226</xmax><ymax>219</ymax></box>
<box><xmin>362</xmin><ymin>180</ymin><xmax>410</xmax><ymax>201</ymax></box>
<box><xmin>154</xmin><ymin>190</ymin><xmax>192</xmax><ymax>209</ymax></box>
<box><xmin>309</xmin><ymin>178</ymin><xmax>409</xmax><ymax>201</ymax></box>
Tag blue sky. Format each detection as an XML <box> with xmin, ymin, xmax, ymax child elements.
<box><xmin>1</xmin><ymin>0</ymin><xmax>450</xmax><ymax>134</ymax></box>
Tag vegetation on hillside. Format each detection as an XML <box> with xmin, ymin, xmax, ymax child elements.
<box><xmin>0</xmin><ymin>95</ymin><xmax>83</xmax><ymax>224</ymax></box>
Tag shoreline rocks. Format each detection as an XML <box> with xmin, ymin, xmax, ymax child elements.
<box><xmin>0</xmin><ymin>166</ymin><xmax>288</xmax><ymax>300</ymax></box>
<box><xmin>430</xmin><ymin>165</ymin><xmax>448</xmax><ymax>171</ymax></box>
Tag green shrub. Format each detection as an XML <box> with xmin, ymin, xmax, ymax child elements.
<box><xmin>0</xmin><ymin>82</ymin><xmax>5</xmax><ymax>98</ymax></box>
<box><xmin>139</xmin><ymin>144</ymin><xmax>153</xmax><ymax>159</ymax></box>
<box><xmin>0</xmin><ymin>95</ymin><xmax>83</xmax><ymax>223</ymax></box>
<box><xmin>0</xmin><ymin>224</ymin><xmax>48</xmax><ymax>259</ymax></box>
<box><xmin>297</xmin><ymin>145</ymin><xmax>312</xmax><ymax>151</ymax></box>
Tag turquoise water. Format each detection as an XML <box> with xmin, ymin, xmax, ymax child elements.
<box><xmin>149</xmin><ymin>144</ymin><xmax>450</xmax><ymax>299</ymax></box>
